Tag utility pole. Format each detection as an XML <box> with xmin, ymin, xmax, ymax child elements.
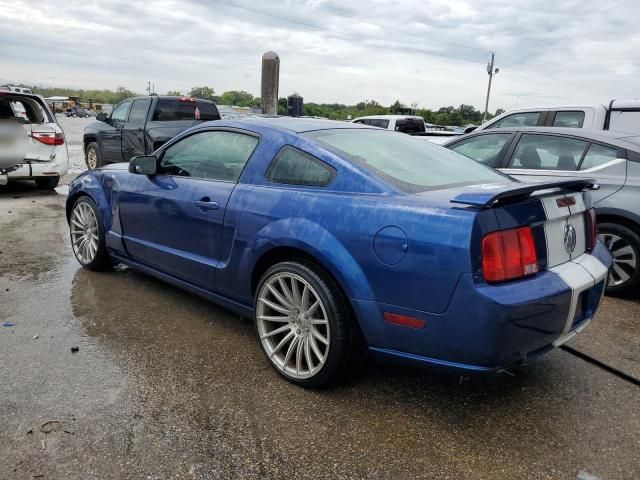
<box><xmin>146</xmin><ymin>81</ymin><xmax>151</xmax><ymax>95</ymax></box>
<box><xmin>483</xmin><ymin>51</ymin><xmax>499</xmax><ymax>123</ymax></box>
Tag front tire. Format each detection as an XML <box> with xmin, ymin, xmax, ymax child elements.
<box><xmin>35</xmin><ymin>176</ymin><xmax>59</xmax><ymax>190</ymax></box>
<box><xmin>69</xmin><ymin>196</ymin><xmax>111</xmax><ymax>271</ymax></box>
<box><xmin>255</xmin><ymin>261</ymin><xmax>357</xmax><ymax>388</ymax></box>
<box><xmin>599</xmin><ymin>222</ymin><xmax>640</xmax><ymax>297</ymax></box>
<box><xmin>85</xmin><ymin>142</ymin><xmax>102</xmax><ymax>170</ymax></box>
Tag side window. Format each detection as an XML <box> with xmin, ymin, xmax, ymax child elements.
<box><xmin>553</xmin><ymin>111</ymin><xmax>585</xmax><ymax>128</ymax></box>
<box><xmin>111</xmin><ymin>101</ymin><xmax>131</xmax><ymax>122</ymax></box>
<box><xmin>488</xmin><ymin>112</ymin><xmax>540</xmax><ymax>129</ymax></box>
<box><xmin>159</xmin><ymin>131</ymin><xmax>258</xmax><ymax>182</ymax></box>
<box><xmin>128</xmin><ymin>99</ymin><xmax>151</xmax><ymax>123</ymax></box>
<box><xmin>353</xmin><ymin>119</ymin><xmax>365</xmax><ymax>124</ymax></box>
<box><xmin>448</xmin><ymin>133</ymin><xmax>512</xmax><ymax>168</ymax></box>
<box><xmin>508</xmin><ymin>134</ymin><xmax>588</xmax><ymax>171</ymax></box>
<box><xmin>369</xmin><ymin>119</ymin><xmax>389</xmax><ymax>128</ymax></box>
<box><xmin>580</xmin><ymin>143</ymin><xmax>620</xmax><ymax>170</ymax></box>
<box><xmin>267</xmin><ymin>146</ymin><xmax>336</xmax><ymax>187</ymax></box>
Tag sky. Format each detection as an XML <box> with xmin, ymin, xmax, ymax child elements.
<box><xmin>1</xmin><ymin>0</ymin><xmax>638</xmax><ymax>111</ymax></box>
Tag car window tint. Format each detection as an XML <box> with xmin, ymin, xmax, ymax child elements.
<box><xmin>128</xmin><ymin>99</ymin><xmax>151</xmax><ymax>123</ymax></box>
<box><xmin>553</xmin><ymin>111</ymin><xmax>585</xmax><ymax>128</ymax></box>
<box><xmin>395</xmin><ymin>119</ymin><xmax>425</xmax><ymax>133</ymax></box>
<box><xmin>159</xmin><ymin>131</ymin><xmax>258</xmax><ymax>182</ymax></box>
<box><xmin>368</xmin><ymin>119</ymin><xmax>389</xmax><ymax>128</ymax></box>
<box><xmin>306</xmin><ymin>129</ymin><xmax>512</xmax><ymax>193</ymax></box>
<box><xmin>152</xmin><ymin>99</ymin><xmax>219</xmax><ymax>121</ymax></box>
<box><xmin>111</xmin><ymin>101</ymin><xmax>131</xmax><ymax>122</ymax></box>
<box><xmin>267</xmin><ymin>146</ymin><xmax>335</xmax><ymax>186</ymax></box>
<box><xmin>580</xmin><ymin>143</ymin><xmax>619</xmax><ymax>170</ymax></box>
<box><xmin>449</xmin><ymin>133</ymin><xmax>511</xmax><ymax>168</ymax></box>
<box><xmin>488</xmin><ymin>112</ymin><xmax>540</xmax><ymax>129</ymax></box>
<box><xmin>508</xmin><ymin>134</ymin><xmax>588</xmax><ymax>171</ymax></box>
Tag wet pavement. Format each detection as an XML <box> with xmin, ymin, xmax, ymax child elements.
<box><xmin>1</xmin><ymin>180</ymin><xmax>640</xmax><ymax>479</ymax></box>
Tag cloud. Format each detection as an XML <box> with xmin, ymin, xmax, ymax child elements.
<box><xmin>1</xmin><ymin>0</ymin><xmax>638</xmax><ymax>110</ymax></box>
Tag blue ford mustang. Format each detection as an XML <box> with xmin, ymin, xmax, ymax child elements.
<box><xmin>66</xmin><ymin>118</ymin><xmax>611</xmax><ymax>387</ymax></box>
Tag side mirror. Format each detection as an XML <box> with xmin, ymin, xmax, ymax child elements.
<box><xmin>463</xmin><ymin>126</ymin><xmax>477</xmax><ymax>134</ymax></box>
<box><xmin>96</xmin><ymin>112</ymin><xmax>108</xmax><ymax>122</ymax></box>
<box><xmin>129</xmin><ymin>155</ymin><xmax>158</xmax><ymax>175</ymax></box>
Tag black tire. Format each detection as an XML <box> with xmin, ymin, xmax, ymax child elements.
<box><xmin>254</xmin><ymin>261</ymin><xmax>362</xmax><ymax>388</ymax></box>
<box><xmin>69</xmin><ymin>196</ymin><xmax>112</xmax><ymax>271</ymax></box>
<box><xmin>35</xmin><ymin>176</ymin><xmax>59</xmax><ymax>190</ymax></box>
<box><xmin>85</xmin><ymin>142</ymin><xmax>102</xmax><ymax>170</ymax></box>
<box><xmin>599</xmin><ymin>222</ymin><xmax>640</xmax><ymax>297</ymax></box>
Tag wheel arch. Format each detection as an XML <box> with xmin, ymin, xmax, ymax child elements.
<box><xmin>596</xmin><ymin>208</ymin><xmax>640</xmax><ymax>236</ymax></box>
<box><xmin>66</xmin><ymin>181</ymin><xmax>113</xmax><ymax>233</ymax></box>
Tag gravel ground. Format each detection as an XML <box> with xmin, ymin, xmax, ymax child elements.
<box><xmin>56</xmin><ymin>115</ymin><xmax>91</xmax><ymax>179</ymax></box>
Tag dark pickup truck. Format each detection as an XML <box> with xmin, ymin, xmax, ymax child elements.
<box><xmin>83</xmin><ymin>95</ymin><xmax>220</xmax><ymax>169</ymax></box>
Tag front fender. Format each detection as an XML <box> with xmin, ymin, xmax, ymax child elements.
<box><xmin>67</xmin><ymin>172</ymin><xmax>114</xmax><ymax>234</ymax></box>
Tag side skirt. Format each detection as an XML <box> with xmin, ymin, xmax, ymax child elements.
<box><xmin>110</xmin><ymin>252</ymin><xmax>254</xmax><ymax>319</ymax></box>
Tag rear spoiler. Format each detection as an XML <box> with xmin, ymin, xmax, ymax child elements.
<box><xmin>450</xmin><ymin>179</ymin><xmax>596</xmax><ymax>208</ymax></box>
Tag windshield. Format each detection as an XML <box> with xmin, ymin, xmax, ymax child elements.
<box><xmin>152</xmin><ymin>99</ymin><xmax>220</xmax><ymax>121</ymax></box>
<box><xmin>305</xmin><ymin>129</ymin><xmax>512</xmax><ymax>193</ymax></box>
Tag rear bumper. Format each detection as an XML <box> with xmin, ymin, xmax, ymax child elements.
<box><xmin>6</xmin><ymin>156</ymin><xmax>69</xmax><ymax>180</ymax></box>
<box><xmin>353</xmin><ymin>242</ymin><xmax>611</xmax><ymax>373</ymax></box>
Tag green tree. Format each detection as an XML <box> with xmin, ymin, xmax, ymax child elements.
<box><xmin>188</xmin><ymin>86</ymin><xmax>217</xmax><ymax>102</ymax></box>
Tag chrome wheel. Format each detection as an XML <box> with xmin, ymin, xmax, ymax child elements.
<box><xmin>70</xmin><ymin>201</ymin><xmax>99</xmax><ymax>264</ymax></box>
<box><xmin>600</xmin><ymin>232</ymin><xmax>638</xmax><ymax>286</ymax></box>
<box><xmin>86</xmin><ymin>147</ymin><xmax>97</xmax><ymax>169</ymax></box>
<box><xmin>256</xmin><ymin>272</ymin><xmax>330</xmax><ymax>380</ymax></box>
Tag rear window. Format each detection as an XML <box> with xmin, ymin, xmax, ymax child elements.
<box><xmin>395</xmin><ymin>118</ymin><xmax>425</xmax><ymax>133</ymax></box>
<box><xmin>152</xmin><ymin>99</ymin><xmax>220</xmax><ymax>121</ymax></box>
<box><xmin>0</xmin><ymin>95</ymin><xmax>49</xmax><ymax>124</ymax></box>
<box><xmin>305</xmin><ymin>129</ymin><xmax>511</xmax><ymax>193</ymax></box>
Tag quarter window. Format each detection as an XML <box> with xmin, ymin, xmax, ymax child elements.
<box><xmin>508</xmin><ymin>134</ymin><xmax>588</xmax><ymax>171</ymax></box>
<box><xmin>159</xmin><ymin>131</ymin><xmax>258</xmax><ymax>182</ymax></box>
<box><xmin>552</xmin><ymin>111</ymin><xmax>585</xmax><ymax>128</ymax></box>
<box><xmin>580</xmin><ymin>143</ymin><xmax>619</xmax><ymax>170</ymax></box>
<box><xmin>368</xmin><ymin>119</ymin><xmax>389</xmax><ymax>128</ymax></box>
<box><xmin>448</xmin><ymin>133</ymin><xmax>511</xmax><ymax>168</ymax></box>
<box><xmin>488</xmin><ymin>112</ymin><xmax>540</xmax><ymax>129</ymax></box>
<box><xmin>267</xmin><ymin>146</ymin><xmax>335</xmax><ymax>187</ymax></box>
<box><xmin>111</xmin><ymin>101</ymin><xmax>131</xmax><ymax>122</ymax></box>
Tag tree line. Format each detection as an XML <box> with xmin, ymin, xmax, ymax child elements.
<box><xmin>23</xmin><ymin>84</ymin><xmax>504</xmax><ymax>126</ymax></box>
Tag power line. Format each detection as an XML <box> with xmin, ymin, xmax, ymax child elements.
<box><xmin>210</xmin><ymin>0</ymin><xmax>487</xmax><ymax>65</ymax></box>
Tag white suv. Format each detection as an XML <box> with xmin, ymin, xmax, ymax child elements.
<box><xmin>0</xmin><ymin>91</ymin><xmax>68</xmax><ymax>189</ymax></box>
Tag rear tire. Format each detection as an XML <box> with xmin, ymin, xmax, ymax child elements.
<box><xmin>35</xmin><ymin>176</ymin><xmax>59</xmax><ymax>190</ymax></box>
<box><xmin>254</xmin><ymin>261</ymin><xmax>361</xmax><ymax>388</ymax></box>
<box><xmin>69</xmin><ymin>196</ymin><xmax>112</xmax><ymax>271</ymax></box>
<box><xmin>599</xmin><ymin>222</ymin><xmax>640</xmax><ymax>297</ymax></box>
<box><xmin>85</xmin><ymin>142</ymin><xmax>102</xmax><ymax>170</ymax></box>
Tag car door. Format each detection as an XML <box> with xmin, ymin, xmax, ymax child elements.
<box><xmin>446</xmin><ymin>132</ymin><xmax>515</xmax><ymax>168</ymax></box>
<box><xmin>121</xmin><ymin>98</ymin><xmax>151</xmax><ymax>161</ymax></box>
<box><xmin>117</xmin><ymin>129</ymin><xmax>259</xmax><ymax>290</ymax></box>
<box><xmin>500</xmin><ymin>133</ymin><xmax>626</xmax><ymax>203</ymax></box>
<box><xmin>101</xmin><ymin>100</ymin><xmax>131</xmax><ymax>163</ymax></box>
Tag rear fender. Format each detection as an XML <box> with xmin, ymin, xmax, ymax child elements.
<box><xmin>241</xmin><ymin>218</ymin><xmax>376</xmax><ymax>303</ymax></box>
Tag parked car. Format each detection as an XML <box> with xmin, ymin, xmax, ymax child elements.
<box><xmin>466</xmin><ymin>100</ymin><xmax>640</xmax><ymax>134</ymax></box>
<box><xmin>83</xmin><ymin>95</ymin><xmax>220</xmax><ymax>169</ymax></box>
<box><xmin>0</xmin><ymin>90</ymin><xmax>68</xmax><ymax>189</ymax></box>
<box><xmin>443</xmin><ymin>127</ymin><xmax>640</xmax><ymax>296</ymax></box>
<box><xmin>352</xmin><ymin>115</ymin><xmax>462</xmax><ymax>141</ymax></box>
<box><xmin>67</xmin><ymin>118</ymin><xmax>610</xmax><ymax>387</ymax></box>
<box><xmin>64</xmin><ymin>105</ymin><xmax>91</xmax><ymax>118</ymax></box>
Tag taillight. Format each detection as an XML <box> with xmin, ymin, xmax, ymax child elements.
<box><xmin>482</xmin><ymin>226</ymin><xmax>539</xmax><ymax>283</ymax></box>
<box><xmin>32</xmin><ymin>131</ymin><xmax>65</xmax><ymax>146</ymax></box>
<box><xmin>585</xmin><ymin>208</ymin><xmax>597</xmax><ymax>251</ymax></box>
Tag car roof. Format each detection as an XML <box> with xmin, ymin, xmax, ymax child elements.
<box><xmin>454</xmin><ymin>127</ymin><xmax>640</xmax><ymax>152</ymax></box>
<box><xmin>353</xmin><ymin>115</ymin><xmax>423</xmax><ymax>120</ymax></box>
<box><xmin>229</xmin><ymin>116</ymin><xmax>377</xmax><ymax>133</ymax></box>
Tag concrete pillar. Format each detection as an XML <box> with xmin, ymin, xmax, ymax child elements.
<box><xmin>261</xmin><ymin>51</ymin><xmax>280</xmax><ymax>115</ymax></box>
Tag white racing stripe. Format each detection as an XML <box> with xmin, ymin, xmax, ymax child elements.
<box><xmin>549</xmin><ymin>252</ymin><xmax>608</xmax><ymax>335</ymax></box>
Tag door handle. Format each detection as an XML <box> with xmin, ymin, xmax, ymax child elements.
<box><xmin>194</xmin><ymin>198</ymin><xmax>219</xmax><ymax>211</ymax></box>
